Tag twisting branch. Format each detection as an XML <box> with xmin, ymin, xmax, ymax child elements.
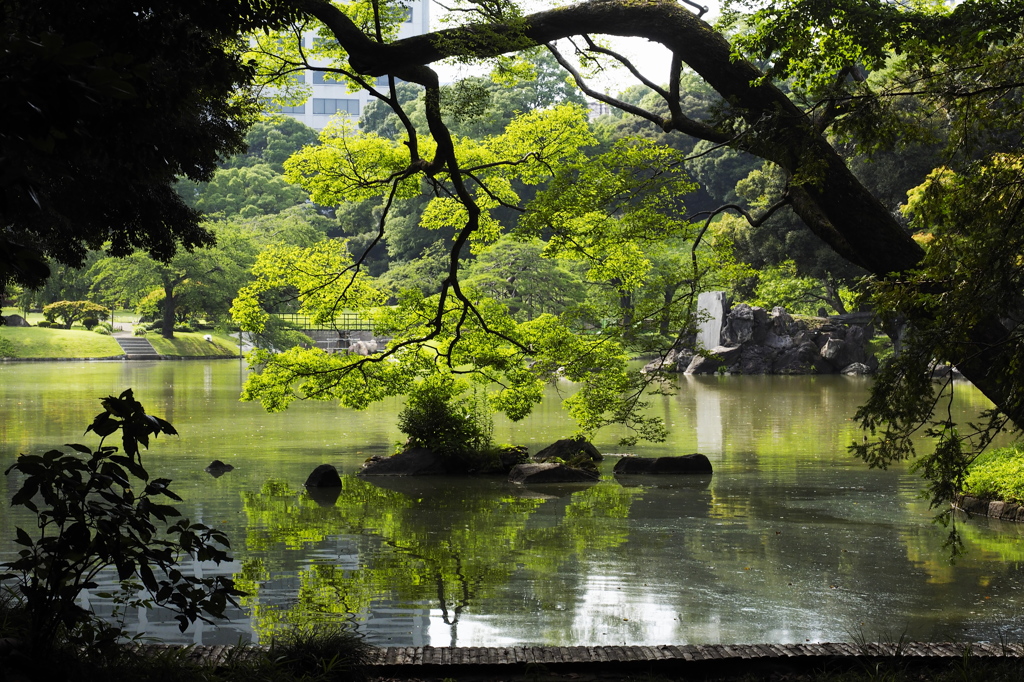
<box><xmin>579</xmin><ymin>35</ymin><xmax>672</xmax><ymax>101</ymax></box>
<box><xmin>546</xmin><ymin>42</ymin><xmax>731</xmax><ymax>143</ymax></box>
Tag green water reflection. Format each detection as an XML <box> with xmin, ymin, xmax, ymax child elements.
<box><xmin>1</xmin><ymin>361</ymin><xmax>1023</xmax><ymax>646</ymax></box>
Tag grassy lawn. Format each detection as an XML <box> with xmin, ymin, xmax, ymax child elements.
<box><xmin>145</xmin><ymin>331</ymin><xmax>239</xmax><ymax>357</ymax></box>
<box><xmin>0</xmin><ymin>326</ymin><xmax>123</xmax><ymax>358</ymax></box>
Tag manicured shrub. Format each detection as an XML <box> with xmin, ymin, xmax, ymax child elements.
<box><xmin>35</xmin><ymin>320</ymin><xmax>52</xmax><ymax>328</ymax></box>
<box><xmin>133</xmin><ymin>325</ymin><xmax>149</xmax><ymax>336</ymax></box>
<box><xmin>93</xmin><ymin>327</ymin><xmax>112</xmax><ymax>335</ymax></box>
<box><xmin>963</xmin><ymin>443</ymin><xmax>1024</xmax><ymax>502</ymax></box>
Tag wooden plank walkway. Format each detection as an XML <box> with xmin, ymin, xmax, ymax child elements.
<box><xmin>146</xmin><ymin>642</ymin><xmax>1024</xmax><ymax>669</ymax></box>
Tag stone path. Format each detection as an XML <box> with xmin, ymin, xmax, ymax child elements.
<box><xmin>141</xmin><ymin>642</ymin><xmax>1024</xmax><ymax>671</ymax></box>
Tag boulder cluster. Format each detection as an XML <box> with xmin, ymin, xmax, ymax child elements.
<box><xmin>644</xmin><ymin>305</ymin><xmax>877</xmax><ymax>376</ymax></box>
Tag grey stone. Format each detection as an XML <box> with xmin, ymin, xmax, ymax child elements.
<box><xmin>641</xmin><ymin>346</ymin><xmax>694</xmax><ymax>374</ymax></box>
<box><xmin>359</xmin><ymin>447</ymin><xmax>450</xmax><ymax>476</ymax></box>
<box><xmin>721</xmin><ymin>304</ymin><xmax>769</xmax><ymax>345</ymax></box>
<box><xmin>684</xmin><ymin>345</ymin><xmax>743</xmax><ymax>374</ymax></box>
<box><xmin>841</xmin><ymin>362</ymin><xmax>873</xmax><ymax>375</ymax></box>
<box><xmin>349</xmin><ymin>339</ymin><xmax>378</xmax><ymax>356</ymax></box>
<box><xmin>819</xmin><ymin>337</ymin><xmax>846</xmax><ymax>363</ymax></box>
<box><xmin>763</xmin><ymin>331</ymin><xmax>794</xmax><ymax>350</ymax></box>
<box><xmin>737</xmin><ymin>345</ymin><xmax>775</xmax><ymax>375</ymax></box>
<box><xmin>3</xmin><ymin>314</ymin><xmax>30</xmax><ymax>327</ymax></box>
<box><xmin>508</xmin><ymin>462</ymin><xmax>599</xmax><ymax>485</ymax></box>
<box><xmin>613</xmin><ymin>454</ymin><xmax>713</xmax><ymax>475</ymax></box>
<box><xmin>305</xmin><ymin>463</ymin><xmax>342</xmax><ymax>487</ymax></box>
<box><xmin>773</xmin><ymin>341</ymin><xmax>833</xmax><ymax>374</ymax></box>
<box><xmin>534</xmin><ymin>437</ymin><xmax>603</xmax><ymax>463</ymax></box>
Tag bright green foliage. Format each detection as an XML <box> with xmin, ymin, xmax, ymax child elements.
<box><xmin>41</xmin><ymin>301</ymin><xmax>108</xmax><ymax>330</ymax></box>
<box><xmin>91</xmin><ymin>221</ymin><xmax>261</xmax><ymax>335</ymax></box>
<box><xmin>464</xmin><ymin>236</ymin><xmax>586</xmax><ymax>321</ymax></box>
<box><xmin>750</xmin><ymin>260</ymin><xmax>856</xmax><ymax>316</ymax></box>
<box><xmin>852</xmin><ymin>155</ymin><xmax>1024</xmax><ymax>543</ymax></box>
<box><xmin>0</xmin><ymin>390</ymin><xmax>242</xmax><ymax>651</ymax></box>
<box><xmin>284</xmin><ymin>119</ymin><xmax>427</xmax><ymax>205</ymax></box>
<box><xmin>232</xmin><ymin>237</ymin><xmax>665</xmax><ymax>441</ymax></box>
<box><xmin>231</xmin><ymin>239</ymin><xmax>383</xmax><ymax>335</ymax></box>
<box><xmin>193</xmin><ymin>164</ymin><xmax>308</xmax><ymax>218</ymax></box>
<box><xmin>286</xmin><ymin>104</ymin><xmax>594</xmax><ymax>241</ymax></box>
<box><xmin>521</xmin><ymin>138</ymin><xmax>696</xmax><ymax>289</ymax></box>
<box><xmin>963</xmin><ymin>443</ymin><xmax>1024</xmax><ymax>504</ymax></box>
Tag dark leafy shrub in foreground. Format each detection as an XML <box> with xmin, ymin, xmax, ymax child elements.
<box><xmin>0</xmin><ymin>389</ymin><xmax>244</xmax><ymax>653</ymax></box>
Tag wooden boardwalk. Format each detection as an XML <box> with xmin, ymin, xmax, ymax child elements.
<box><xmin>149</xmin><ymin>642</ymin><xmax>1024</xmax><ymax>670</ymax></box>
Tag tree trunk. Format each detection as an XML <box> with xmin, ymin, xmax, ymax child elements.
<box><xmin>162</xmin><ymin>283</ymin><xmax>175</xmax><ymax>339</ymax></box>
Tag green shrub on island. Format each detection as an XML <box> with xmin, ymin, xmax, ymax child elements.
<box><xmin>963</xmin><ymin>443</ymin><xmax>1024</xmax><ymax>503</ymax></box>
<box><xmin>397</xmin><ymin>375</ymin><xmax>497</xmax><ymax>466</ymax></box>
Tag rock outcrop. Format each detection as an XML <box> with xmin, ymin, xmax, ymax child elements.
<box><xmin>613</xmin><ymin>454</ymin><xmax>713</xmax><ymax>475</ymax></box>
<box><xmin>643</xmin><ymin>304</ymin><xmax>878</xmax><ymax>376</ymax></box>
<box><xmin>359</xmin><ymin>447</ymin><xmax>452</xmax><ymax>476</ymax></box>
<box><xmin>508</xmin><ymin>462</ymin><xmax>600</xmax><ymax>485</ymax></box>
<box><xmin>533</xmin><ymin>437</ymin><xmax>603</xmax><ymax>463</ymax></box>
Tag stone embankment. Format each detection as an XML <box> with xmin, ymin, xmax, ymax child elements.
<box><xmin>644</xmin><ymin>305</ymin><xmax>878</xmax><ymax>376</ymax></box>
<box><xmin>142</xmin><ymin>641</ymin><xmax>1024</xmax><ymax>678</ymax></box>
<box><xmin>955</xmin><ymin>494</ymin><xmax>1024</xmax><ymax>522</ymax></box>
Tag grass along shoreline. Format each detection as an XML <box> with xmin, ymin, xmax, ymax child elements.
<box><xmin>0</xmin><ymin>326</ymin><xmax>239</xmax><ymax>359</ymax></box>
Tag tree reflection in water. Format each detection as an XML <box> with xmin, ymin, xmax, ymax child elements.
<box><xmin>237</xmin><ymin>474</ymin><xmax>654</xmax><ymax>645</ymax></box>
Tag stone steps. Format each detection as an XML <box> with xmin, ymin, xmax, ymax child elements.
<box><xmin>114</xmin><ymin>336</ymin><xmax>160</xmax><ymax>359</ymax></box>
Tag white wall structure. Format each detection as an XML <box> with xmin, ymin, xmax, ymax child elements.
<box><xmin>275</xmin><ymin>0</ymin><xmax>430</xmax><ymax>130</ymax></box>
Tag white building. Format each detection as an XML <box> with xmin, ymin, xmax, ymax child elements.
<box><xmin>275</xmin><ymin>0</ymin><xmax>430</xmax><ymax>130</ymax></box>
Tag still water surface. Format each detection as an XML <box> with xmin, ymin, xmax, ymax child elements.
<box><xmin>2</xmin><ymin>360</ymin><xmax>1023</xmax><ymax>647</ymax></box>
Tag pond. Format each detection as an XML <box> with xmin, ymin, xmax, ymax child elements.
<box><xmin>2</xmin><ymin>360</ymin><xmax>1023</xmax><ymax>648</ymax></box>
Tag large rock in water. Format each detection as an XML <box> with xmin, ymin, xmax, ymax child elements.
<box><xmin>305</xmin><ymin>463</ymin><xmax>342</xmax><ymax>487</ymax></box>
<box><xmin>508</xmin><ymin>463</ymin><xmax>600</xmax><ymax>484</ymax></box>
<box><xmin>613</xmin><ymin>454</ymin><xmax>713</xmax><ymax>475</ymax></box>
<box><xmin>534</xmin><ymin>437</ymin><xmax>603</xmax><ymax>463</ymax></box>
<box><xmin>359</xmin><ymin>447</ymin><xmax>452</xmax><ymax>476</ymax></box>
<box><xmin>684</xmin><ymin>345</ymin><xmax>743</xmax><ymax>374</ymax></box>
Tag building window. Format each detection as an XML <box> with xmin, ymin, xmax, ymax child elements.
<box><xmin>403</xmin><ymin>7</ymin><xmax>413</xmax><ymax>22</ymax></box>
<box><xmin>290</xmin><ymin>71</ymin><xmax>305</xmax><ymax>84</ymax></box>
<box><xmin>375</xmin><ymin>75</ymin><xmax>404</xmax><ymax>87</ymax></box>
<box><xmin>312</xmin><ymin>71</ymin><xmax>344</xmax><ymax>84</ymax></box>
<box><xmin>313</xmin><ymin>98</ymin><xmax>360</xmax><ymax>116</ymax></box>
<box><xmin>263</xmin><ymin>99</ymin><xmax>307</xmax><ymax>114</ymax></box>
